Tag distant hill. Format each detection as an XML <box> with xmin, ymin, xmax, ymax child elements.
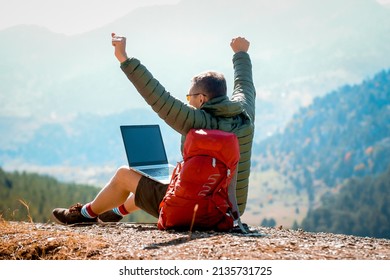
<box><xmin>0</xmin><ymin>108</ymin><xmax>182</xmax><ymax>165</ymax></box>
<box><xmin>254</xmin><ymin>68</ymin><xmax>390</xmax><ymax>193</ymax></box>
<box><xmin>1</xmin><ymin>0</ymin><xmax>390</xmax><ymax>146</ymax></box>
<box><xmin>0</xmin><ymin>109</ymin><xmax>182</xmax><ymax>185</ymax></box>
<box><xmin>245</xmin><ymin>68</ymin><xmax>390</xmax><ymax>233</ymax></box>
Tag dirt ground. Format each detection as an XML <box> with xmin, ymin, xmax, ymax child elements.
<box><xmin>1</xmin><ymin>220</ymin><xmax>389</xmax><ymax>260</ymax></box>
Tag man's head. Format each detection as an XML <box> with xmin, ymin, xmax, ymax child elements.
<box><xmin>187</xmin><ymin>71</ymin><xmax>227</xmax><ymax>108</ymax></box>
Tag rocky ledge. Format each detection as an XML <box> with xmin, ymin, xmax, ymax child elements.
<box><xmin>1</xmin><ymin>221</ymin><xmax>389</xmax><ymax>260</ymax></box>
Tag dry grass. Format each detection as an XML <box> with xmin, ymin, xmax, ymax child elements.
<box><xmin>0</xmin><ymin>218</ymin><xmax>108</xmax><ymax>260</ymax></box>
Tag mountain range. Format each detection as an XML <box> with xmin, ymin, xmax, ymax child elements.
<box><xmin>1</xmin><ymin>0</ymin><xmax>390</xmax><ymax>215</ymax></box>
<box><xmin>244</xmin><ymin>68</ymin><xmax>390</xmax><ymax>227</ymax></box>
<box><xmin>1</xmin><ymin>0</ymin><xmax>390</xmax><ymax>142</ymax></box>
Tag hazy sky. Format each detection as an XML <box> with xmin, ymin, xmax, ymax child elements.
<box><xmin>1</xmin><ymin>0</ymin><xmax>389</xmax><ymax>35</ymax></box>
<box><xmin>0</xmin><ymin>0</ymin><xmax>181</xmax><ymax>35</ymax></box>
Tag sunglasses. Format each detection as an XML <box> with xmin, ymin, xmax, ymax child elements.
<box><xmin>186</xmin><ymin>93</ymin><xmax>205</xmax><ymax>102</ymax></box>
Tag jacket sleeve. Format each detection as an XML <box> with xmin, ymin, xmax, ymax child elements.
<box><xmin>120</xmin><ymin>58</ymin><xmax>208</xmax><ymax>135</ymax></box>
<box><xmin>231</xmin><ymin>52</ymin><xmax>256</xmax><ymax>122</ymax></box>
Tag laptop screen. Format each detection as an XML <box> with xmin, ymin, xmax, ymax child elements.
<box><xmin>120</xmin><ymin>125</ymin><xmax>168</xmax><ymax>167</ymax></box>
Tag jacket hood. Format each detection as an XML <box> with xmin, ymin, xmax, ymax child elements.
<box><xmin>201</xmin><ymin>96</ymin><xmax>244</xmax><ymax>117</ymax></box>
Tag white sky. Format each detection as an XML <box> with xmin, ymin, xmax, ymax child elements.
<box><xmin>0</xmin><ymin>0</ymin><xmax>389</xmax><ymax>35</ymax></box>
<box><xmin>0</xmin><ymin>0</ymin><xmax>181</xmax><ymax>35</ymax></box>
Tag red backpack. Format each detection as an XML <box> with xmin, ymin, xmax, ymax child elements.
<box><xmin>157</xmin><ymin>129</ymin><xmax>240</xmax><ymax>231</ymax></box>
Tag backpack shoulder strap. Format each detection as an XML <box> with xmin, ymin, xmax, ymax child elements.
<box><xmin>227</xmin><ymin>168</ymin><xmax>248</xmax><ymax>234</ymax></box>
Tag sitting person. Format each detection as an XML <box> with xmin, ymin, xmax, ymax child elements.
<box><xmin>52</xmin><ymin>34</ymin><xmax>256</xmax><ymax>225</ymax></box>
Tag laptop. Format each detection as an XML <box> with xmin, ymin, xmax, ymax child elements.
<box><xmin>120</xmin><ymin>124</ymin><xmax>175</xmax><ymax>184</ymax></box>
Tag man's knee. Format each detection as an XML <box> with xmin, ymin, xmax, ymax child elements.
<box><xmin>114</xmin><ymin>166</ymin><xmax>132</xmax><ymax>181</ymax></box>
<box><xmin>115</xmin><ymin>165</ymin><xmax>130</xmax><ymax>176</ymax></box>
<box><xmin>112</xmin><ymin>166</ymin><xmax>141</xmax><ymax>190</ymax></box>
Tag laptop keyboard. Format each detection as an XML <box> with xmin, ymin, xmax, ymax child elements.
<box><xmin>143</xmin><ymin>167</ymin><xmax>171</xmax><ymax>177</ymax></box>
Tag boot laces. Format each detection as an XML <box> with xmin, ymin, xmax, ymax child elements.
<box><xmin>68</xmin><ymin>203</ymin><xmax>83</xmax><ymax>213</ymax></box>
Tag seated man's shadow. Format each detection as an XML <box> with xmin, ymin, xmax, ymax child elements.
<box><xmin>132</xmin><ymin>224</ymin><xmax>266</xmax><ymax>250</ymax></box>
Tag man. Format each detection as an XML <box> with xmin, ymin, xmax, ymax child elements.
<box><xmin>52</xmin><ymin>34</ymin><xmax>255</xmax><ymax>225</ymax></box>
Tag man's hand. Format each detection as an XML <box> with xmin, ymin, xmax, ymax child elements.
<box><xmin>230</xmin><ymin>37</ymin><xmax>250</xmax><ymax>53</ymax></box>
<box><xmin>111</xmin><ymin>33</ymin><xmax>128</xmax><ymax>63</ymax></box>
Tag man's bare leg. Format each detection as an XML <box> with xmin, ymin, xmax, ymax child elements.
<box><xmin>89</xmin><ymin>166</ymin><xmax>142</xmax><ymax>214</ymax></box>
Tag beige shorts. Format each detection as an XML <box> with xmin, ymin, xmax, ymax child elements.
<box><xmin>134</xmin><ymin>176</ymin><xmax>168</xmax><ymax>218</ymax></box>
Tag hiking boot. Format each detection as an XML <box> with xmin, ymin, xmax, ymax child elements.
<box><xmin>98</xmin><ymin>210</ymin><xmax>123</xmax><ymax>223</ymax></box>
<box><xmin>52</xmin><ymin>203</ymin><xmax>97</xmax><ymax>225</ymax></box>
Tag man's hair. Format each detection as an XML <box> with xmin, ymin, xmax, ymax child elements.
<box><xmin>191</xmin><ymin>71</ymin><xmax>227</xmax><ymax>99</ymax></box>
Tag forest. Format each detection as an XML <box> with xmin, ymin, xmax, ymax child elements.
<box><xmin>0</xmin><ymin>167</ymin><xmax>155</xmax><ymax>223</ymax></box>
<box><xmin>251</xmin><ymin>68</ymin><xmax>390</xmax><ymax>238</ymax></box>
<box><xmin>254</xmin><ymin>69</ymin><xmax>390</xmax><ymax>202</ymax></box>
<box><xmin>301</xmin><ymin>166</ymin><xmax>390</xmax><ymax>239</ymax></box>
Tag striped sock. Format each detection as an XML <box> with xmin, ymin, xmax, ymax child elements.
<box><xmin>81</xmin><ymin>203</ymin><xmax>98</xmax><ymax>219</ymax></box>
<box><xmin>112</xmin><ymin>204</ymin><xmax>129</xmax><ymax>217</ymax></box>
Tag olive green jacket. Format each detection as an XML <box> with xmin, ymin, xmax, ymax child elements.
<box><xmin>120</xmin><ymin>51</ymin><xmax>255</xmax><ymax>214</ymax></box>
